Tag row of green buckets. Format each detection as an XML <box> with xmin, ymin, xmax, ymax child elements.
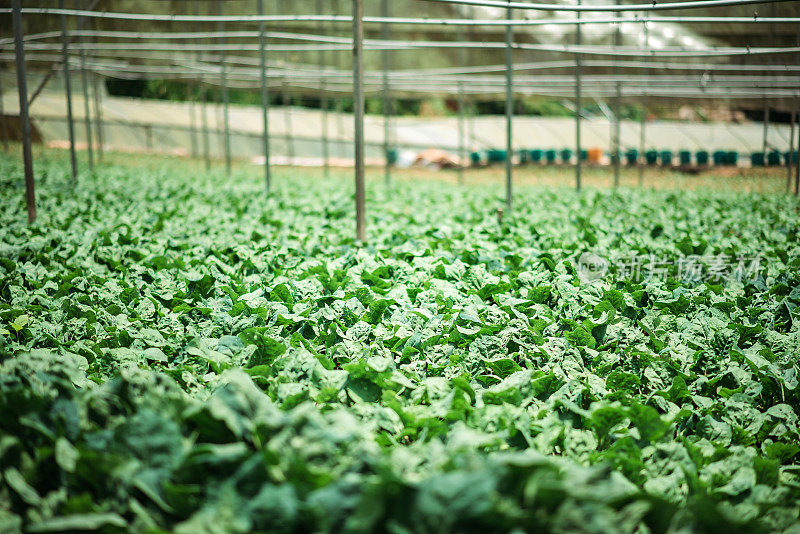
<box><xmin>465</xmin><ymin>149</ymin><xmax>800</xmax><ymax>167</ymax></box>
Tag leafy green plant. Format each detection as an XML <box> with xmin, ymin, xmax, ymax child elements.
<box><xmin>0</xmin><ymin>152</ymin><xmax>799</xmax><ymax>533</ymax></box>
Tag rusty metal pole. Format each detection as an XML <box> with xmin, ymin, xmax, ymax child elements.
<box><xmin>12</xmin><ymin>0</ymin><xmax>36</xmax><ymax>223</ymax></box>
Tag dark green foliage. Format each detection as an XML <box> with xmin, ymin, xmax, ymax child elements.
<box><xmin>1</xmin><ymin>154</ymin><xmax>799</xmax><ymax>533</ymax></box>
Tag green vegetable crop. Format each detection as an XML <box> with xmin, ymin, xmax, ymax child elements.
<box><xmin>1</xmin><ymin>154</ymin><xmax>799</xmax><ymax>533</ymax></box>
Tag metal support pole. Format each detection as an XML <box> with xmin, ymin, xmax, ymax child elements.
<box><xmin>194</xmin><ymin>5</ymin><xmax>210</xmax><ymax>171</ymax></box>
<box><xmin>458</xmin><ymin>80</ymin><xmax>466</xmax><ymax>185</ymax></box>
<box><xmin>258</xmin><ymin>0</ymin><xmax>271</xmax><ymax>192</ymax></box>
<box><xmin>333</xmin><ymin>0</ymin><xmax>344</xmax><ymax>161</ymax></box>
<box><xmin>186</xmin><ymin>2</ymin><xmax>197</xmax><ymax>159</ymax></box>
<box><xmin>318</xmin><ymin>0</ymin><xmax>329</xmax><ymax>179</ymax></box>
<box><xmin>504</xmin><ymin>3</ymin><xmax>513</xmax><ymax>210</ymax></box>
<box><xmin>218</xmin><ymin>0</ymin><xmax>231</xmax><ymax>175</ymax></box>
<box><xmin>90</xmin><ymin>13</ymin><xmax>103</xmax><ymax>162</ymax></box>
<box><xmin>381</xmin><ymin>0</ymin><xmax>392</xmax><ymax>185</ymax></box>
<box><xmin>59</xmin><ymin>0</ymin><xmax>77</xmax><ymax>181</ymax></box>
<box><xmin>764</xmin><ymin>2</ymin><xmax>775</xmax><ymax>158</ymax></box>
<box><xmin>638</xmin><ymin>19</ymin><xmax>648</xmax><ymax>187</ymax></box>
<box><xmin>467</xmin><ymin>6</ymin><xmax>476</xmax><ymax>164</ymax></box>
<box><xmin>12</xmin><ymin>0</ymin><xmax>36</xmax><ymax>223</ymax></box>
<box><xmin>78</xmin><ymin>0</ymin><xmax>93</xmax><ymax>171</ymax></box>
<box><xmin>795</xmin><ymin>97</ymin><xmax>800</xmax><ymax>196</ymax></box>
<box><xmin>0</xmin><ymin>68</ymin><xmax>7</xmax><ymax>152</ymax></box>
<box><xmin>189</xmin><ymin>87</ymin><xmax>197</xmax><ymax>158</ymax></box>
<box><xmin>638</xmin><ymin>103</ymin><xmax>646</xmax><ymax>186</ymax></box>
<box><xmin>92</xmin><ymin>73</ymin><xmax>104</xmax><ymax>161</ymax></box>
<box><xmin>458</xmin><ymin>19</ymin><xmax>469</xmax><ymax>184</ymax></box>
<box><xmin>353</xmin><ymin>0</ymin><xmax>366</xmax><ymax>242</ymax></box>
<box><xmin>613</xmin><ymin>12</ymin><xmax>621</xmax><ymax>188</ymax></box>
<box><xmin>282</xmin><ymin>77</ymin><xmax>294</xmax><ymax>164</ymax></box>
<box><xmin>788</xmin><ymin>103</ymin><xmax>795</xmax><ymax>194</ymax></box>
<box><xmin>575</xmin><ymin>0</ymin><xmax>582</xmax><ymax>192</ymax></box>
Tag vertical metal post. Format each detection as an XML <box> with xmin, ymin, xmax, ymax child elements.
<box><xmin>194</xmin><ymin>4</ymin><xmax>210</xmax><ymax>170</ymax></box>
<box><xmin>764</xmin><ymin>2</ymin><xmax>775</xmax><ymax>158</ymax></box>
<box><xmin>318</xmin><ymin>0</ymin><xmax>330</xmax><ymax>178</ymax></box>
<box><xmin>78</xmin><ymin>0</ymin><xmax>93</xmax><ymax>171</ymax></box>
<box><xmin>189</xmin><ymin>91</ymin><xmax>197</xmax><ymax>158</ymax></box>
<box><xmin>795</xmin><ymin>24</ymin><xmax>800</xmax><ymax>195</ymax></box>
<box><xmin>353</xmin><ymin>0</ymin><xmax>366</xmax><ymax>242</ymax></box>
<box><xmin>457</xmin><ymin>21</ymin><xmax>467</xmax><ymax>184</ymax></box>
<box><xmin>12</xmin><ymin>0</ymin><xmax>36</xmax><ymax>223</ymax></box>
<box><xmin>218</xmin><ymin>0</ymin><xmax>231</xmax><ymax>175</ymax></box>
<box><xmin>467</xmin><ymin>6</ymin><xmax>476</xmax><ymax>163</ymax></box>
<box><xmin>638</xmin><ymin>102</ymin><xmax>646</xmax><ymax>186</ymax></box>
<box><xmin>90</xmin><ymin>12</ymin><xmax>103</xmax><ymax>162</ymax></box>
<box><xmin>59</xmin><ymin>0</ymin><xmax>77</xmax><ymax>181</ymax></box>
<box><xmin>575</xmin><ymin>0</ymin><xmax>582</xmax><ymax>191</ymax></box>
<box><xmin>504</xmin><ymin>3</ymin><xmax>513</xmax><ymax>210</ymax></box>
<box><xmin>200</xmin><ymin>86</ymin><xmax>210</xmax><ymax>169</ymax></box>
<box><xmin>92</xmin><ymin>73</ymin><xmax>104</xmax><ymax>161</ymax></box>
<box><xmin>381</xmin><ymin>0</ymin><xmax>392</xmax><ymax>184</ymax></box>
<box><xmin>258</xmin><ymin>0</ymin><xmax>271</xmax><ymax>192</ymax></box>
<box><xmin>613</xmin><ymin>12</ymin><xmax>621</xmax><ymax>188</ymax></box>
<box><xmin>186</xmin><ymin>2</ymin><xmax>197</xmax><ymax>159</ymax></box>
<box><xmin>458</xmin><ymin>81</ymin><xmax>466</xmax><ymax>185</ymax></box>
<box><xmin>334</xmin><ymin>0</ymin><xmax>344</xmax><ymax>160</ymax></box>
<box><xmin>787</xmin><ymin>104</ymin><xmax>795</xmax><ymax>194</ymax></box>
<box><xmin>282</xmin><ymin>76</ymin><xmax>294</xmax><ymax>164</ymax></box>
<box><xmin>0</xmin><ymin>67</ymin><xmax>7</xmax><ymax>152</ymax></box>
<box><xmin>638</xmin><ymin>19</ymin><xmax>648</xmax><ymax>187</ymax></box>
<box><xmin>795</xmin><ymin>98</ymin><xmax>800</xmax><ymax>196</ymax></box>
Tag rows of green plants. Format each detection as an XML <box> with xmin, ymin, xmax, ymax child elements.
<box><xmin>1</xmin><ymin>153</ymin><xmax>799</xmax><ymax>533</ymax></box>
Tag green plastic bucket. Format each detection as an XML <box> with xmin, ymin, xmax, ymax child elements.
<box><xmin>560</xmin><ymin>149</ymin><xmax>573</xmax><ymax>163</ymax></box>
<box><xmin>470</xmin><ymin>151</ymin><xmax>482</xmax><ymax>165</ymax></box>
<box><xmin>750</xmin><ymin>152</ymin><xmax>765</xmax><ymax>167</ymax></box>
<box><xmin>645</xmin><ymin>150</ymin><xmax>659</xmax><ymax>165</ymax></box>
<box><xmin>786</xmin><ymin>151</ymin><xmax>799</xmax><ymax>165</ymax></box>
<box><xmin>625</xmin><ymin>149</ymin><xmax>639</xmax><ymax>166</ymax></box>
<box><xmin>530</xmin><ymin>149</ymin><xmax>543</xmax><ymax>163</ymax></box>
<box><xmin>580</xmin><ymin>149</ymin><xmax>588</xmax><ymax>162</ymax></box>
<box><xmin>696</xmin><ymin>151</ymin><xmax>709</xmax><ymax>166</ymax></box>
<box><xmin>713</xmin><ymin>151</ymin><xmax>727</xmax><ymax>166</ymax></box>
<box><xmin>487</xmin><ymin>149</ymin><xmax>507</xmax><ymax>164</ymax></box>
<box><xmin>545</xmin><ymin>149</ymin><xmax>557</xmax><ymax>164</ymax></box>
<box><xmin>767</xmin><ymin>151</ymin><xmax>782</xmax><ymax>166</ymax></box>
<box><xmin>387</xmin><ymin>149</ymin><xmax>399</xmax><ymax>166</ymax></box>
<box><xmin>726</xmin><ymin>151</ymin><xmax>738</xmax><ymax>166</ymax></box>
<box><xmin>659</xmin><ymin>150</ymin><xmax>673</xmax><ymax>166</ymax></box>
<box><xmin>678</xmin><ymin>150</ymin><xmax>692</xmax><ymax>166</ymax></box>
